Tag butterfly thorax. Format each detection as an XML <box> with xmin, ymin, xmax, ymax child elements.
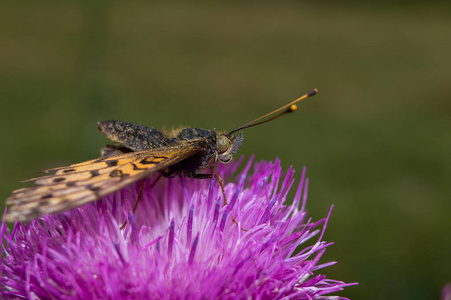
<box><xmin>166</xmin><ymin>128</ymin><xmax>217</xmax><ymax>175</ymax></box>
<box><xmin>165</xmin><ymin>127</ymin><xmax>243</xmax><ymax>175</ymax></box>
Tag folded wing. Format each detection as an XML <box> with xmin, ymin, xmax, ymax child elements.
<box><xmin>5</xmin><ymin>145</ymin><xmax>201</xmax><ymax>222</ymax></box>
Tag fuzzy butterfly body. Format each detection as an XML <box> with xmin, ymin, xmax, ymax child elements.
<box><xmin>4</xmin><ymin>89</ymin><xmax>317</xmax><ymax>222</ymax></box>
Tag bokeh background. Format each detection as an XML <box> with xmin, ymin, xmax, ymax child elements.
<box><xmin>1</xmin><ymin>1</ymin><xmax>450</xmax><ymax>298</ymax></box>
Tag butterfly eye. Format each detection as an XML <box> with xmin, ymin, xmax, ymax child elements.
<box><xmin>217</xmin><ymin>135</ymin><xmax>230</xmax><ymax>153</ymax></box>
<box><xmin>219</xmin><ymin>155</ymin><xmax>232</xmax><ymax>164</ymax></box>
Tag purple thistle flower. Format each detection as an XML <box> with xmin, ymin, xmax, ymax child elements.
<box><xmin>443</xmin><ymin>283</ymin><xmax>451</xmax><ymax>300</ymax></box>
<box><xmin>1</xmin><ymin>156</ymin><xmax>356</xmax><ymax>299</ymax></box>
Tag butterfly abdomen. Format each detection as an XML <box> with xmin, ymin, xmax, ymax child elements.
<box><xmin>98</xmin><ymin>120</ymin><xmax>169</xmax><ymax>151</ymax></box>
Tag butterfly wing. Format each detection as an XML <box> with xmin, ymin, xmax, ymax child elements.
<box><xmin>5</xmin><ymin>145</ymin><xmax>202</xmax><ymax>222</ymax></box>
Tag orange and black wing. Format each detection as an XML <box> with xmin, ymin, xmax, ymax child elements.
<box><xmin>5</xmin><ymin>145</ymin><xmax>201</xmax><ymax>222</ymax></box>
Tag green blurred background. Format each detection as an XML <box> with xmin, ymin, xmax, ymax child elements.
<box><xmin>1</xmin><ymin>1</ymin><xmax>450</xmax><ymax>298</ymax></box>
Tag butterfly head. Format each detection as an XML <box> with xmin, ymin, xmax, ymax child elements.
<box><xmin>215</xmin><ymin>132</ymin><xmax>244</xmax><ymax>164</ymax></box>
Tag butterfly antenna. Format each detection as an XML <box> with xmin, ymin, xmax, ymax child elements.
<box><xmin>229</xmin><ymin>89</ymin><xmax>318</xmax><ymax>135</ymax></box>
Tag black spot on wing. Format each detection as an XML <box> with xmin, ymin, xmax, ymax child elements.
<box><xmin>140</xmin><ymin>157</ymin><xmax>158</xmax><ymax>165</ymax></box>
<box><xmin>53</xmin><ymin>177</ymin><xmax>65</xmax><ymax>183</ymax></box>
<box><xmin>86</xmin><ymin>184</ymin><xmax>101</xmax><ymax>192</ymax></box>
<box><xmin>42</xmin><ymin>193</ymin><xmax>53</xmax><ymax>199</ymax></box>
<box><xmin>132</xmin><ymin>163</ymin><xmax>147</xmax><ymax>170</ymax></box>
<box><xmin>63</xmin><ymin>169</ymin><xmax>76</xmax><ymax>173</ymax></box>
<box><xmin>90</xmin><ymin>170</ymin><xmax>100</xmax><ymax>177</ymax></box>
<box><xmin>109</xmin><ymin>170</ymin><xmax>128</xmax><ymax>178</ymax></box>
<box><xmin>106</xmin><ymin>160</ymin><xmax>118</xmax><ymax>167</ymax></box>
<box><xmin>66</xmin><ymin>181</ymin><xmax>76</xmax><ymax>187</ymax></box>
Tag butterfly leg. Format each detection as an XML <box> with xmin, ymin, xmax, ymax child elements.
<box><xmin>119</xmin><ymin>174</ymin><xmax>162</xmax><ymax>230</ymax></box>
<box><xmin>190</xmin><ymin>173</ymin><xmax>247</xmax><ymax>231</ymax></box>
<box><xmin>189</xmin><ymin>174</ymin><xmax>227</xmax><ymax>205</ymax></box>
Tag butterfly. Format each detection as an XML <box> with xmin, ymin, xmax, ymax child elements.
<box><xmin>4</xmin><ymin>89</ymin><xmax>317</xmax><ymax>223</ymax></box>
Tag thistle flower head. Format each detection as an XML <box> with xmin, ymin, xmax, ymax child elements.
<box><xmin>443</xmin><ymin>283</ymin><xmax>451</xmax><ymax>300</ymax></box>
<box><xmin>1</xmin><ymin>156</ymin><xmax>356</xmax><ymax>299</ymax></box>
